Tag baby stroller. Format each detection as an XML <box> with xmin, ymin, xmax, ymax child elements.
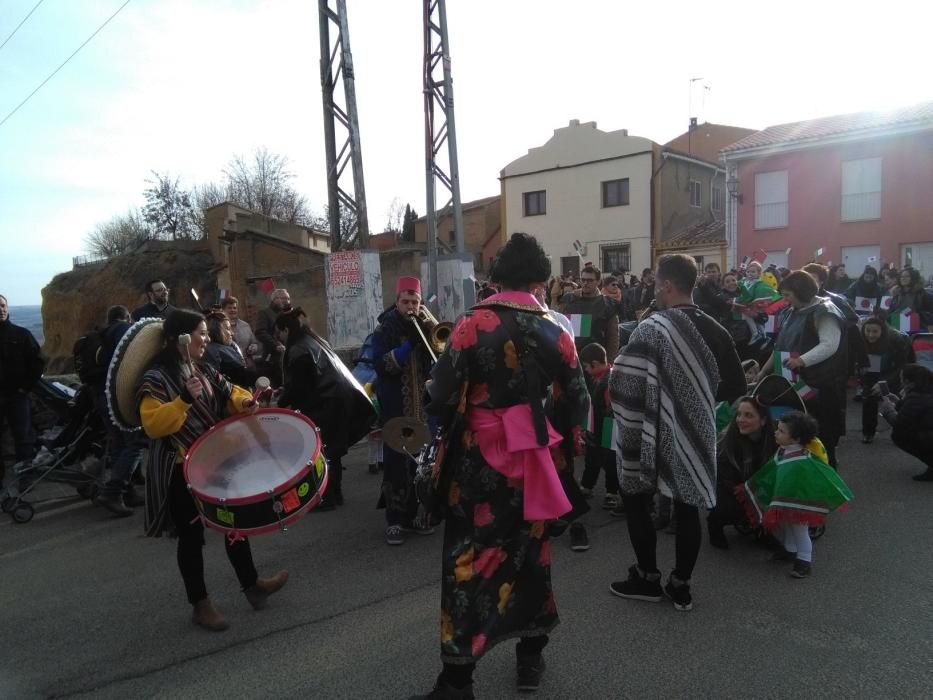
<box><xmin>0</xmin><ymin>379</ymin><xmax>106</xmax><ymax>524</ymax></box>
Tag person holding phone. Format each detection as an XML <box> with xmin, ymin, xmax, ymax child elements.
<box><xmin>857</xmin><ymin>318</ymin><xmax>914</xmax><ymax>443</ymax></box>
<box><xmin>877</xmin><ymin>364</ymin><xmax>933</xmax><ymax>481</ymax></box>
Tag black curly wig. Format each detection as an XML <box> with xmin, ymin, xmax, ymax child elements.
<box><xmin>489</xmin><ymin>232</ymin><xmax>551</xmax><ymax>290</ymax></box>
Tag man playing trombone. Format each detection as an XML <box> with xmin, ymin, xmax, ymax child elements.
<box><xmin>372</xmin><ymin>276</ymin><xmax>437</xmax><ymax>545</ymax></box>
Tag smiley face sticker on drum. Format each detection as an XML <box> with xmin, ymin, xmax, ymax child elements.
<box><xmin>184</xmin><ymin>409</ymin><xmax>329</xmax><ymax>535</ymax></box>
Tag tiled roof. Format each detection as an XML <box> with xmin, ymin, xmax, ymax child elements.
<box><xmin>416</xmin><ymin>195</ymin><xmax>500</xmax><ymax>223</ymax></box>
<box><xmin>657</xmin><ymin>219</ymin><xmax>725</xmax><ymax>249</ymax></box>
<box><xmin>664</xmin><ymin>123</ymin><xmax>757</xmax><ymax>163</ymax></box>
<box><xmin>722</xmin><ymin>101</ymin><xmax>933</xmax><ymax>154</ymax></box>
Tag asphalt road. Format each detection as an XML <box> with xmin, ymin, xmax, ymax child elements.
<box><xmin>1</xmin><ymin>407</ymin><xmax>931</xmax><ymax>700</ymax></box>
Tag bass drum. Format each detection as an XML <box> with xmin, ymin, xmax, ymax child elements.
<box><xmin>184</xmin><ymin>408</ymin><xmax>328</xmax><ymax>536</ymax></box>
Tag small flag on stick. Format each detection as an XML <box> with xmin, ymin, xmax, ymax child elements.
<box><xmin>258</xmin><ymin>278</ymin><xmax>276</xmax><ymax>295</ymax></box>
<box><xmin>889</xmin><ymin>310</ymin><xmax>920</xmax><ymax>333</ymax></box>
<box><xmin>773</xmin><ymin>351</ymin><xmax>800</xmax><ymax>381</ymax></box>
<box><xmin>793</xmin><ymin>380</ymin><xmax>818</xmax><ymax>401</ymax></box>
<box><xmin>600</xmin><ymin>416</ymin><xmax>614</xmax><ymax>449</ymax></box>
<box><xmin>569</xmin><ymin>314</ymin><xmax>593</xmax><ymax>338</ymax></box>
<box><xmin>879</xmin><ymin>296</ymin><xmax>893</xmax><ymax>311</ymax></box>
<box><xmin>814</xmin><ymin>247</ymin><xmax>824</xmax><ymax>257</ymax></box>
<box><xmin>784</xmin><ymin>247</ymin><xmax>792</xmax><ymax>256</ymax></box>
<box><xmin>854</xmin><ymin>296</ymin><xmax>876</xmax><ymax>312</ymax></box>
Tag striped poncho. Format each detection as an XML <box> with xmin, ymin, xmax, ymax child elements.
<box><xmin>137</xmin><ymin>363</ymin><xmax>237</xmax><ymax>537</ymax></box>
<box><xmin>609</xmin><ymin>309</ymin><xmax>721</xmax><ymax>508</ymax></box>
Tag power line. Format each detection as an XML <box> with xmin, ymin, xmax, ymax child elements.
<box><xmin>0</xmin><ymin>0</ymin><xmax>45</xmax><ymax>53</ymax></box>
<box><xmin>0</xmin><ymin>0</ymin><xmax>132</xmax><ymax>130</ymax></box>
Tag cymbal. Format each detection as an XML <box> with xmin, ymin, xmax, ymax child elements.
<box><xmin>382</xmin><ymin>417</ymin><xmax>431</xmax><ymax>454</ymax></box>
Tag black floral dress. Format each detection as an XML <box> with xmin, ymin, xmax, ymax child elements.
<box><xmin>426</xmin><ymin>291</ymin><xmax>589</xmax><ymax>665</ymax></box>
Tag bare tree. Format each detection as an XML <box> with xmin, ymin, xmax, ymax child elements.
<box><xmin>385</xmin><ymin>197</ymin><xmax>404</xmax><ymax>234</ymax></box>
<box><xmin>143</xmin><ymin>171</ymin><xmax>201</xmax><ymax>240</ymax></box>
<box><xmin>312</xmin><ymin>202</ymin><xmax>359</xmax><ymax>250</ymax></box>
<box><xmin>84</xmin><ymin>209</ymin><xmax>151</xmax><ymax>257</ymax></box>
<box><xmin>223</xmin><ymin>147</ymin><xmax>312</xmax><ymax>225</ymax></box>
<box><xmin>192</xmin><ymin>181</ymin><xmax>228</xmax><ymax>236</ymax></box>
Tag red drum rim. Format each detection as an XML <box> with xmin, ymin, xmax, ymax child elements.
<box><xmin>183</xmin><ymin>408</ymin><xmax>321</xmax><ymax>507</ymax></box>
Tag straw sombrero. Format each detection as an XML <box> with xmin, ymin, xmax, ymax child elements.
<box><xmin>105</xmin><ymin>318</ymin><xmax>165</xmax><ymax>431</ymax></box>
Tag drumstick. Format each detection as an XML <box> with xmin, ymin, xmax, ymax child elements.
<box><xmin>253</xmin><ymin>376</ymin><xmax>272</xmax><ymax>403</ymax></box>
<box><xmin>178</xmin><ymin>333</ymin><xmax>193</xmax><ymax>372</ymax></box>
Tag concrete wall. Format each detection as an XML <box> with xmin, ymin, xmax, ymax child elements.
<box><xmin>731</xmin><ymin>130</ymin><xmax>933</xmax><ymax>269</ymax></box>
<box><xmin>326</xmin><ymin>250</ymin><xmax>384</xmax><ymax>349</ymax></box>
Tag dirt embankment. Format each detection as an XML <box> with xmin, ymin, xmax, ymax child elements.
<box><xmin>41</xmin><ymin>242</ymin><xmax>218</xmax><ymax>373</ymax></box>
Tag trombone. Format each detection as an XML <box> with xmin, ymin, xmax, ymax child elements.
<box><xmin>407</xmin><ymin>306</ymin><xmax>453</xmax><ymax>363</ymax></box>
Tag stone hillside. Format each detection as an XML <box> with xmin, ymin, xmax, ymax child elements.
<box><xmin>41</xmin><ymin>241</ymin><xmax>217</xmax><ymax>373</ymax></box>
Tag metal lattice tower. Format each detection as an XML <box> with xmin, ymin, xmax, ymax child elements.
<box><xmin>423</xmin><ymin>0</ymin><xmax>465</xmax><ymax>300</ymax></box>
<box><xmin>319</xmin><ymin>0</ymin><xmax>369</xmax><ymax>250</ymax></box>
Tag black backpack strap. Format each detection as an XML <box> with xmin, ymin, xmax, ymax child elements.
<box><xmin>500</xmin><ymin>310</ymin><xmax>549</xmax><ymax>446</ymax></box>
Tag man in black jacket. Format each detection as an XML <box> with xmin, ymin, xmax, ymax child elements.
<box><xmin>0</xmin><ymin>294</ymin><xmax>46</xmax><ymax>484</ymax></box>
<box><xmin>131</xmin><ymin>280</ymin><xmax>176</xmax><ymax>321</ymax></box>
<box><xmin>89</xmin><ymin>305</ymin><xmax>144</xmax><ymax>517</ymax></box>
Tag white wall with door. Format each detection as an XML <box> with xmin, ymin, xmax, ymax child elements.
<box><xmin>841</xmin><ymin>244</ymin><xmax>881</xmax><ymax>273</ymax></box>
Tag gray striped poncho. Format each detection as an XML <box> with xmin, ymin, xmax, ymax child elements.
<box><xmin>609</xmin><ymin>309</ymin><xmax>720</xmax><ymax>508</ymax></box>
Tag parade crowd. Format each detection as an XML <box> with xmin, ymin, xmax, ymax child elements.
<box><xmin>2</xmin><ymin>241</ymin><xmax>933</xmax><ymax>699</ymax></box>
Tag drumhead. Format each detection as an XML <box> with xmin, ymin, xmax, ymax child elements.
<box><xmin>184</xmin><ymin>408</ymin><xmax>320</xmax><ymax>504</ymax></box>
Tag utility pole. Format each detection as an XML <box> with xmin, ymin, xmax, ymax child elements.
<box><xmin>423</xmin><ymin>0</ymin><xmax>465</xmax><ymax>305</ymax></box>
<box><xmin>319</xmin><ymin>0</ymin><xmax>369</xmax><ymax>250</ymax></box>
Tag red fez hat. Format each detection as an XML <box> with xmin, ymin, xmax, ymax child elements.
<box><xmin>396</xmin><ymin>276</ymin><xmax>422</xmax><ymax>297</ymax></box>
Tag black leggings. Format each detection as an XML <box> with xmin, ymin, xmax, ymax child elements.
<box><xmin>169</xmin><ymin>466</ymin><xmax>258</xmax><ymax>605</ymax></box>
<box><xmin>622</xmin><ymin>492</ymin><xmax>702</xmax><ymax>580</ymax></box>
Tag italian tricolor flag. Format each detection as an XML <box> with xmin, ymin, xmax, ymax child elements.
<box><xmin>600</xmin><ymin>416</ymin><xmax>614</xmax><ymax>449</ymax></box>
<box><xmin>569</xmin><ymin>314</ymin><xmax>593</xmax><ymax>338</ymax></box>
<box><xmin>793</xmin><ymin>380</ymin><xmax>818</xmax><ymax>401</ymax></box>
<box><xmin>889</xmin><ymin>310</ymin><xmax>920</xmax><ymax>333</ymax></box>
<box><xmin>773</xmin><ymin>351</ymin><xmax>800</xmax><ymax>381</ymax></box>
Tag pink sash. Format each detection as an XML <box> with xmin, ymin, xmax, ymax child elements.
<box><xmin>468</xmin><ymin>405</ymin><xmax>571</xmax><ymax>520</ymax></box>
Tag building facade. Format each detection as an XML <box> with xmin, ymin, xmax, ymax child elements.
<box><xmin>500</xmin><ymin>120</ymin><xmax>656</xmax><ymax>278</ymax></box>
<box><xmin>413</xmin><ymin>194</ymin><xmax>502</xmax><ymax>274</ymax></box>
<box><xmin>722</xmin><ymin>102</ymin><xmax>933</xmax><ymax>275</ymax></box>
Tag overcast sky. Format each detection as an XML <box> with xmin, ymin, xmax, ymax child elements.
<box><xmin>1</xmin><ymin>0</ymin><xmax>930</xmax><ymax>305</ymax></box>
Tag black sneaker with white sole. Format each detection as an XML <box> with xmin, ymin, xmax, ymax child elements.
<box><xmin>664</xmin><ymin>573</ymin><xmax>693</xmax><ymax>611</ymax></box>
<box><xmin>516</xmin><ymin>656</ymin><xmax>545</xmax><ymax>692</ymax></box>
<box><xmin>609</xmin><ymin>565</ymin><xmax>662</xmax><ymax>601</ymax></box>
<box><xmin>569</xmin><ymin>523</ymin><xmax>590</xmax><ymax>552</ymax></box>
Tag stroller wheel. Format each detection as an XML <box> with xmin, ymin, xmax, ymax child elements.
<box><xmin>1</xmin><ymin>497</ymin><xmax>17</xmax><ymax>513</ymax></box>
<box><xmin>12</xmin><ymin>502</ymin><xmax>34</xmax><ymax>524</ymax></box>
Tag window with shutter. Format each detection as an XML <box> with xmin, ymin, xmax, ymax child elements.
<box><xmin>841</xmin><ymin>157</ymin><xmax>882</xmax><ymax>222</ymax></box>
<box><xmin>754</xmin><ymin>170</ymin><xmax>788</xmax><ymax>229</ymax></box>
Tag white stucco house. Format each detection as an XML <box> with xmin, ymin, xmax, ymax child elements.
<box><xmin>499</xmin><ymin>119</ymin><xmax>656</xmax><ymax>277</ymax></box>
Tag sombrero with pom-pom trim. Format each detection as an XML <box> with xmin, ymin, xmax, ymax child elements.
<box><xmin>105</xmin><ymin>318</ymin><xmax>164</xmax><ymax>431</ymax></box>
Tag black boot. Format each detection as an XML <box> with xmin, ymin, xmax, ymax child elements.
<box><xmin>94</xmin><ymin>492</ymin><xmax>133</xmax><ymax>518</ymax></box>
<box><xmin>409</xmin><ymin>674</ymin><xmax>474</xmax><ymax>700</ymax></box>
<box><xmin>913</xmin><ymin>467</ymin><xmax>933</xmax><ymax>482</ymax></box>
<box><xmin>517</xmin><ymin>654</ymin><xmax>546</xmax><ymax>692</ymax></box>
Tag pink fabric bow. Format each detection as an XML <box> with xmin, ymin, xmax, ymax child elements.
<box><xmin>468</xmin><ymin>405</ymin><xmax>570</xmax><ymax>520</ymax></box>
